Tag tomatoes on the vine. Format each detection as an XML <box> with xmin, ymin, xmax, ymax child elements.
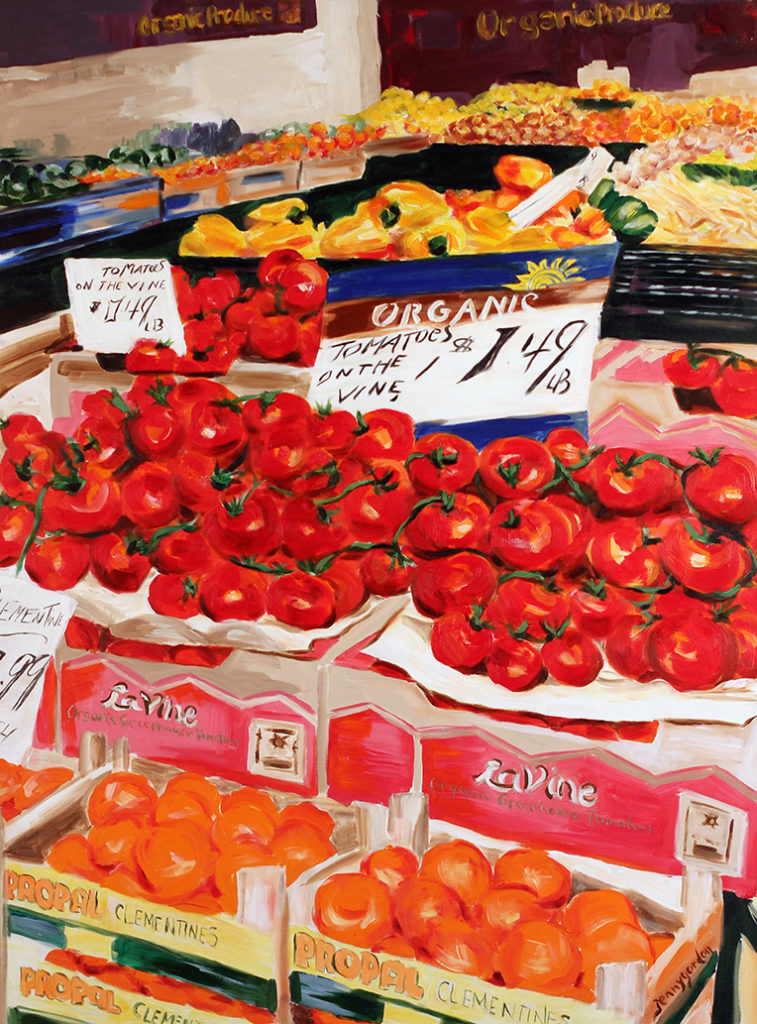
<box><xmin>411</xmin><ymin>552</ymin><xmax>497</xmax><ymax>618</ymax></box>
<box><xmin>604</xmin><ymin>613</ymin><xmax>656</xmax><ymax>683</ymax></box>
<box><xmin>351</xmin><ymin>410</ymin><xmax>415</xmax><ymax>463</ymax></box>
<box><xmin>266</xmin><ymin>570</ymin><xmax>336</xmax><ymax>629</ymax></box>
<box><xmin>121</xmin><ymin>463</ymin><xmax>180</xmax><ymax>530</ymax></box>
<box><xmin>148</xmin><ymin>575</ymin><xmax>200</xmax><ymax>619</ymax></box>
<box><xmin>663</xmin><ymin>348</ymin><xmax>720</xmax><ymax>389</ymax></box>
<box><xmin>684</xmin><ymin>448</ymin><xmax>757</xmax><ymax>525</ymax></box>
<box><xmin>360</xmin><ymin>548</ymin><xmax>415</xmax><ymax>596</ymax></box>
<box><xmin>486</xmin><ymin>574</ymin><xmax>569</xmax><ymax>640</ymax></box>
<box><xmin>591</xmin><ymin>450</ymin><xmax>680</xmax><ymax>515</ymax></box>
<box><xmin>585</xmin><ymin>519</ymin><xmax>667</xmax><ymax>590</ymax></box>
<box><xmin>430</xmin><ymin>607</ymin><xmax>493</xmax><ymax>671</ymax></box>
<box><xmin>198</xmin><ymin>564</ymin><xmax>266</xmax><ymax>622</ymax></box>
<box><xmin>25</xmin><ymin>535</ymin><xmax>90</xmax><ymax>590</ymax></box>
<box><xmin>406</xmin><ymin>433</ymin><xmax>478</xmax><ymax>495</ymax></box>
<box><xmin>0</xmin><ymin>505</ymin><xmax>34</xmax><ymax>566</ymax></box>
<box><xmin>711</xmin><ymin>358</ymin><xmax>757</xmax><ymax>418</ymax></box>
<box><xmin>648</xmin><ymin>611</ymin><xmax>738</xmax><ymax>691</ymax></box>
<box><xmin>405</xmin><ymin>493</ymin><xmax>489</xmax><ymax>556</ymax></box>
<box><xmin>660</xmin><ymin>518</ymin><xmax>753</xmax><ymax>595</ymax></box>
<box><xmin>541</xmin><ymin>628</ymin><xmax>603</xmax><ymax>687</ymax></box>
<box><xmin>487</xmin><ymin>499</ymin><xmax>574</xmax><ymax>573</ymax></box>
<box><xmin>486</xmin><ymin>632</ymin><xmax>546</xmax><ymax>691</ymax></box>
<box><xmin>203</xmin><ymin>486</ymin><xmax>281</xmax><ymax>559</ymax></box>
<box><xmin>90</xmin><ymin>534</ymin><xmax>151</xmax><ymax>593</ymax></box>
<box><xmin>42</xmin><ymin>468</ymin><xmax>122</xmax><ymax>536</ymax></box>
<box><xmin>479</xmin><ymin>437</ymin><xmax>554</xmax><ymax>499</ymax></box>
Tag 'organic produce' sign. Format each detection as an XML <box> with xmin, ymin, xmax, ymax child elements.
<box><xmin>0</xmin><ymin>1</ymin><xmax>317</xmax><ymax>67</ymax></box>
<box><xmin>65</xmin><ymin>259</ymin><xmax>186</xmax><ymax>355</ymax></box>
<box><xmin>312</xmin><ymin>279</ymin><xmax>606</xmax><ymax>428</ymax></box>
<box><xmin>0</xmin><ymin>577</ymin><xmax>74</xmax><ymax>761</ymax></box>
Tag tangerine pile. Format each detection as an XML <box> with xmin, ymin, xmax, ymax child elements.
<box><xmin>0</xmin><ymin>759</ymin><xmax>73</xmax><ymax>820</ymax></box>
<box><xmin>46</xmin><ymin>770</ymin><xmax>337</xmax><ymax>912</ymax></box>
<box><xmin>45</xmin><ymin>949</ymin><xmax>273</xmax><ymax>1023</ymax></box>
<box><xmin>312</xmin><ymin>840</ymin><xmax>673</xmax><ymax>1000</ymax></box>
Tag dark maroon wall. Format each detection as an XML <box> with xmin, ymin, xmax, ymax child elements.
<box><xmin>378</xmin><ymin>0</ymin><xmax>757</xmax><ymax>93</ymax></box>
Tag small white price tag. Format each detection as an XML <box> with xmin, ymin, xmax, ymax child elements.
<box><xmin>0</xmin><ymin>575</ymin><xmax>75</xmax><ymax>760</ymax></box>
<box><xmin>311</xmin><ymin>281</ymin><xmax>606</xmax><ymax>425</ymax></box>
<box><xmin>64</xmin><ymin>258</ymin><xmax>186</xmax><ymax>354</ymax></box>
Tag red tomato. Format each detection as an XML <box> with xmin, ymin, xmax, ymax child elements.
<box><xmin>0</xmin><ymin>434</ymin><xmax>66</xmax><ymax>500</ymax></box>
<box><xmin>321</xmin><ymin>558</ymin><xmax>367</xmax><ymax>619</ymax></box>
<box><xmin>75</xmin><ymin>417</ymin><xmax>130</xmax><ymax>473</ymax></box>
<box><xmin>81</xmin><ymin>389</ymin><xmax>127</xmax><ymax>427</ymax></box>
<box><xmin>294</xmin><ymin>314</ymin><xmax>322</xmax><ymax>366</ymax></box>
<box><xmin>341</xmin><ymin>461</ymin><xmax>416</xmax><ymax>542</ymax></box>
<box><xmin>351</xmin><ymin>410</ymin><xmax>415</xmax><ymax>463</ymax></box>
<box><xmin>724</xmin><ymin>607</ymin><xmax>757</xmax><ymax>678</ymax></box>
<box><xmin>406</xmin><ymin>433</ymin><xmax>479</xmax><ymax>495</ymax></box>
<box><xmin>281</xmin><ymin>496</ymin><xmax>349</xmax><ymax>561</ymax></box>
<box><xmin>312</xmin><ymin>406</ymin><xmax>357</xmax><ymax>455</ymax></box>
<box><xmin>591</xmin><ymin>449</ymin><xmax>680</xmax><ymax>514</ymax></box>
<box><xmin>0</xmin><ymin>413</ymin><xmax>44</xmax><ymax>447</ymax></box>
<box><xmin>487</xmin><ymin>499</ymin><xmax>573</xmax><ymax>573</ymax></box>
<box><xmin>277</xmin><ymin>260</ymin><xmax>328</xmax><ymax>315</ymax></box>
<box><xmin>192</xmin><ymin>271</ymin><xmax>241</xmax><ymax>313</ymax></box>
<box><xmin>405</xmin><ymin>493</ymin><xmax>489</xmax><ymax>556</ymax></box>
<box><xmin>242</xmin><ymin>392</ymin><xmax>313</xmax><ymax>438</ymax></box>
<box><xmin>648</xmin><ymin>611</ymin><xmax>738</xmax><ymax>690</ymax></box>
<box><xmin>685</xmin><ymin>448</ymin><xmax>757</xmax><ymax>525</ymax></box>
<box><xmin>128</xmin><ymin>402</ymin><xmax>185</xmax><ymax>459</ymax></box>
<box><xmin>122</xmin><ymin>463</ymin><xmax>180</xmax><ymax>530</ymax></box>
<box><xmin>585</xmin><ymin>519</ymin><xmax>667</xmax><ymax>590</ymax></box>
<box><xmin>258</xmin><ymin>249</ymin><xmax>303</xmax><ymax>288</ymax></box>
<box><xmin>0</xmin><ymin>506</ymin><xmax>35</xmax><ymax>566</ymax></box>
<box><xmin>544</xmin><ymin>427</ymin><xmax>589</xmax><ymax>466</ymax></box>
<box><xmin>251</xmin><ymin>423</ymin><xmax>311</xmax><ymax>482</ymax></box>
<box><xmin>26</xmin><ymin>535</ymin><xmax>89</xmax><ymax>590</ymax></box>
<box><xmin>604</xmin><ymin>613</ymin><xmax>656</xmax><ymax>682</ymax></box>
<box><xmin>360</xmin><ymin>547</ymin><xmax>416</xmax><ymax>596</ymax></box>
<box><xmin>568</xmin><ymin>580</ymin><xmax>630</xmax><ymax>639</ymax></box>
<box><xmin>204</xmin><ymin>486</ymin><xmax>281</xmax><ymax>559</ymax></box>
<box><xmin>242</xmin><ymin>314</ymin><xmax>300</xmax><ymax>361</ymax></box>
<box><xmin>90</xmin><ymin>534</ymin><xmax>151</xmax><ymax>593</ymax></box>
<box><xmin>198</xmin><ymin>563</ymin><xmax>266</xmax><ymax>621</ymax></box>
<box><xmin>412</xmin><ymin>552</ymin><xmax>497</xmax><ymax>618</ymax></box>
<box><xmin>660</xmin><ymin>518</ymin><xmax>752</xmax><ymax>595</ymax></box>
<box><xmin>125</xmin><ymin>340</ymin><xmax>178</xmax><ymax>374</ymax></box>
<box><xmin>711</xmin><ymin>358</ymin><xmax>757</xmax><ymax>418</ymax></box>
<box><xmin>172</xmin><ymin>451</ymin><xmax>243</xmax><ymax>512</ymax></box>
<box><xmin>663</xmin><ymin>348</ymin><xmax>720</xmax><ymax>389</ymax></box>
<box><xmin>171</xmin><ymin>266</ymin><xmax>201</xmax><ymax>319</ymax></box>
<box><xmin>150</xmin><ymin>527</ymin><xmax>216</xmax><ymax>575</ymax></box>
<box><xmin>184</xmin><ymin>398</ymin><xmax>246</xmax><ymax>460</ymax></box>
<box><xmin>42</xmin><ymin>468</ymin><xmax>122</xmax><ymax>536</ymax></box>
<box><xmin>542</xmin><ymin>628</ymin><xmax>602</xmax><ymax>686</ymax></box>
<box><xmin>430</xmin><ymin>607</ymin><xmax>493</xmax><ymax>671</ymax></box>
<box><xmin>486</xmin><ymin>631</ymin><xmax>546</xmax><ymax>690</ymax></box>
<box><xmin>168</xmin><ymin>378</ymin><xmax>235</xmax><ymax>425</ymax></box>
<box><xmin>266</xmin><ymin>570</ymin><xmax>336</xmax><ymax>629</ymax></box>
<box><xmin>148</xmin><ymin>574</ymin><xmax>200</xmax><ymax>618</ymax></box>
<box><xmin>486</xmin><ymin>575</ymin><xmax>569</xmax><ymax>639</ymax></box>
<box><xmin>289</xmin><ymin>448</ymin><xmax>340</xmax><ymax>497</ymax></box>
<box><xmin>479</xmin><ymin>437</ymin><xmax>554</xmax><ymax>499</ymax></box>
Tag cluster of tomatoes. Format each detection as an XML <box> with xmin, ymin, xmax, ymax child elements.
<box><xmin>400</xmin><ymin>428</ymin><xmax>757</xmax><ymax>693</ymax></box>
<box><xmin>312</xmin><ymin>840</ymin><xmax>672</xmax><ymax>1000</ymax></box>
<box><xmin>46</xmin><ymin>770</ymin><xmax>337</xmax><ymax>912</ymax></box>
<box><xmin>45</xmin><ymin>949</ymin><xmax>273</xmax><ymax>1024</ymax></box>
<box><xmin>663</xmin><ymin>345</ymin><xmax>757</xmax><ymax>419</ymax></box>
<box><xmin>0</xmin><ymin>389</ymin><xmax>429</xmax><ymax>631</ymax></box>
<box><xmin>125</xmin><ymin>251</ymin><xmax>328</xmax><ymax>374</ymax></box>
<box><xmin>0</xmin><ymin>759</ymin><xmax>73</xmax><ymax>821</ymax></box>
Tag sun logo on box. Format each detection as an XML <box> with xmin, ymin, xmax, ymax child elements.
<box><xmin>510</xmin><ymin>257</ymin><xmax>585</xmax><ymax>290</ymax></box>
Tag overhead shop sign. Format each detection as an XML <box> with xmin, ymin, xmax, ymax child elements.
<box><xmin>0</xmin><ymin>0</ymin><xmax>316</xmax><ymax>67</ymax></box>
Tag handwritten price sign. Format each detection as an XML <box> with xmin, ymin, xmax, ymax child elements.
<box><xmin>311</xmin><ymin>283</ymin><xmax>605</xmax><ymax>426</ymax></box>
<box><xmin>0</xmin><ymin>576</ymin><xmax>75</xmax><ymax>760</ymax></box>
<box><xmin>65</xmin><ymin>258</ymin><xmax>186</xmax><ymax>355</ymax></box>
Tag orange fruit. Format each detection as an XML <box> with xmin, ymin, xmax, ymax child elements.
<box><xmin>493</xmin><ymin>848</ymin><xmax>572</xmax><ymax>908</ymax></box>
<box><xmin>102</xmin><ymin>867</ymin><xmax>154</xmax><ymax>900</ymax></box>
<box><xmin>495</xmin><ymin>920</ymin><xmax>582</xmax><ymax>994</ymax></box>
<box><xmin>220</xmin><ymin>787</ymin><xmax>278</xmax><ymax>823</ymax></box>
<box><xmin>135</xmin><ymin>823</ymin><xmax>214</xmax><ymax>903</ymax></box>
<box><xmin>46</xmin><ymin>834</ymin><xmax>105</xmax><ymax>881</ymax></box>
<box><xmin>14</xmin><ymin>766</ymin><xmax>74</xmax><ymax>810</ymax></box>
<box><xmin>426</xmin><ymin>919</ymin><xmax>495</xmax><ymax>979</ymax></box>
<box><xmin>88</xmin><ymin>818</ymin><xmax>142</xmax><ymax>871</ymax></box>
<box><xmin>214</xmin><ymin>843</ymin><xmax>275</xmax><ymax>913</ymax></box>
<box><xmin>361</xmin><ymin>846</ymin><xmax>419</xmax><ymax>892</ymax></box>
<box><xmin>87</xmin><ymin>772</ymin><xmax>158</xmax><ymax>826</ymax></box>
<box><xmin>278</xmin><ymin>801</ymin><xmax>335</xmax><ymax>837</ymax></box>
<box><xmin>558</xmin><ymin>888</ymin><xmax>640</xmax><ymax>938</ymax></box>
<box><xmin>212</xmin><ymin>803</ymin><xmax>277</xmax><ymax>848</ymax></box>
<box><xmin>163</xmin><ymin>772</ymin><xmax>221</xmax><ymax>818</ymax></box>
<box><xmin>0</xmin><ymin>759</ymin><xmax>26</xmax><ymax>803</ymax></box>
<box><xmin>477</xmin><ymin>887</ymin><xmax>551</xmax><ymax>936</ymax></box>
<box><xmin>420</xmin><ymin>840</ymin><xmax>492</xmax><ymax>905</ymax></box>
<box><xmin>649</xmin><ymin>932</ymin><xmax>675</xmax><ymax>961</ymax></box>
<box><xmin>155</xmin><ymin>790</ymin><xmax>215</xmax><ymax>832</ymax></box>
<box><xmin>393</xmin><ymin>877</ymin><xmax>463</xmax><ymax>946</ymax></box>
<box><xmin>314</xmin><ymin>872</ymin><xmax>394</xmax><ymax>947</ymax></box>
<box><xmin>270</xmin><ymin>820</ymin><xmax>336</xmax><ymax>885</ymax></box>
<box><xmin>579</xmin><ymin>922</ymin><xmax>655</xmax><ymax>991</ymax></box>
<box><xmin>372</xmin><ymin>933</ymin><xmax>416</xmax><ymax>957</ymax></box>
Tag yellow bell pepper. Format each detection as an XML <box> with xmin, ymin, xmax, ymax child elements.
<box><xmin>319</xmin><ymin>201</ymin><xmax>394</xmax><ymax>259</ymax></box>
<box><xmin>243</xmin><ymin>217</ymin><xmax>321</xmax><ymax>257</ymax></box>
<box><xmin>178</xmin><ymin>214</ymin><xmax>250</xmax><ymax>257</ymax></box>
<box><xmin>394</xmin><ymin>218</ymin><xmax>468</xmax><ymax>259</ymax></box>
<box><xmin>244</xmin><ymin>196</ymin><xmax>309</xmax><ymax>225</ymax></box>
<box><xmin>375</xmin><ymin>181</ymin><xmax>450</xmax><ymax>229</ymax></box>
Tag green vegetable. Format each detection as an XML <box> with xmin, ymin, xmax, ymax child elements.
<box><xmin>681</xmin><ymin>162</ymin><xmax>757</xmax><ymax>188</ymax></box>
<box><xmin>588</xmin><ymin>178</ymin><xmax>617</xmax><ymax>211</ymax></box>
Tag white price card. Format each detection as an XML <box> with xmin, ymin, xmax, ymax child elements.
<box><xmin>311</xmin><ymin>280</ymin><xmax>607</xmax><ymax>426</ymax></box>
<box><xmin>0</xmin><ymin>576</ymin><xmax>75</xmax><ymax>761</ymax></box>
<box><xmin>64</xmin><ymin>258</ymin><xmax>186</xmax><ymax>354</ymax></box>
